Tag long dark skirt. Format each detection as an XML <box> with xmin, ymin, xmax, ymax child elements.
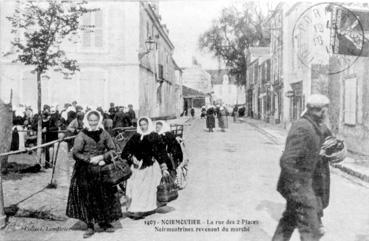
<box><xmin>66</xmin><ymin>162</ymin><xmax>122</xmax><ymax>224</ymax></box>
<box><xmin>206</xmin><ymin>115</ymin><xmax>215</xmax><ymax>129</ymax></box>
<box><xmin>218</xmin><ymin>115</ymin><xmax>228</xmax><ymax>129</ymax></box>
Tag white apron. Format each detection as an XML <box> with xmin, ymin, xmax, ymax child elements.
<box><xmin>126</xmin><ymin>161</ymin><xmax>162</xmax><ymax>213</ymax></box>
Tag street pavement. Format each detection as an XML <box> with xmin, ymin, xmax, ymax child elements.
<box><xmin>2</xmin><ymin>118</ymin><xmax>369</xmax><ymax>241</ymax></box>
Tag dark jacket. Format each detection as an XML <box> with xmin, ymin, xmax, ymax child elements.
<box><xmin>128</xmin><ymin>109</ymin><xmax>136</xmax><ymax>122</ymax></box>
<box><xmin>121</xmin><ymin>132</ymin><xmax>170</xmax><ymax>169</ymax></box>
<box><xmin>66</xmin><ymin>128</ymin><xmax>122</xmax><ymax>224</ymax></box>
<box><xmin>160</xmin><ymin>132</ymin><xmax>183</xmax><ymax>171</ymax></box>
<box><xmin>277</xmin><ymin>114</ymin><xmax>332</xmax><ymax>209</ymax></box>
<box><xmin>113</xmin><ymin>111</ymin><xmax>131</xmax><ymax>128</ymax></box>
<box><xmin>206</xmin><ymin>107</ymin><xmax>216</xmax><ymax>129</ymax></box>
<box><xmin>42</xmin><ymin>114</ymin><xmax>59</xmax><ymax>143</ymax></box>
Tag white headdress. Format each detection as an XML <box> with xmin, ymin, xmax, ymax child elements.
<box><xmin>14</xmin><ymin>107</ymin><xmax>25</xmax><ymax>117</ymax></box>
<box><xmin>83</xmin><ymin>110</ymin><xmax>104</xmax><ymax>131</ymax></box>
<box><xmin>155</xmin><ymin>120</ymin><xmax>171</xmax><ymax>135</ymax></box>
<box><xmin>137</xmin><ymin>116</ymin><xmax>154</xmax><ymax>140</ymax></box>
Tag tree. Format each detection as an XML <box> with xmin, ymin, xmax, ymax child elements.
<box><xmin>6</xmin><ymin>0</ymin><xmax>96</xmax><ymax>163</ymax></box>
<box><xmin>199</xmin><ymin>2</ymin><xmax>270</xmax><ymax>85</ymax></box>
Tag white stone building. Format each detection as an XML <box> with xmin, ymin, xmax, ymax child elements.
<box><xmin>181</xmin><ymin>63</ymin><xmax>212</xmax><ymax>97</ymax></box>
<box><xmin>0</xmin><ymin>0</ymin><xmax>182</xmax><ymax>118</ymax></box>
<box><xmin>282</xmin><ymin>2</ymin><xmax>331</xmax><ymax>125</ymax></box>
<box><xmin>207</xmin><ymin>69</ymin><xmax>245</xmax><ymax>107</ymax></box>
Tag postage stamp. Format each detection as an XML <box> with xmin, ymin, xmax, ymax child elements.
<box><xmin>292</xmin><ymin>2</ymin><xmax>369</xmax><ymax>75</ymax></box>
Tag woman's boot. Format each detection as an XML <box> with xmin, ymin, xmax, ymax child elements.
<box><xmin>83</xmin><ymin>223</ymin><xmax>95</xmax><ymax>238</ymax></box>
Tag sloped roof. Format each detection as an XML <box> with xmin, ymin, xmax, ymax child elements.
<box><xmin>206</xmin><ymin>69</ymin><xmax>237</xmax><ymax>85</ymax></box>
<box><xmin>183</xmin><ymin>85</ymin><xmax>206</xmax><ymax>98</ymax></box>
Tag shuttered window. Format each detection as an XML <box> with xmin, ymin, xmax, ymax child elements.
<box><xmin>344</xmin><ymin>78</ymin><xmax>357</xmax><ymax>125</ymax></box>
<box><xmin>82</xmin><ymin>10</ymin><xmax>104</xmax><ymax>49</ymax></box>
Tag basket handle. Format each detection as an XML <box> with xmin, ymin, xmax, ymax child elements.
<box><xmin>109</xmin><ymin>151</ymin><xmax>119</xmax><ymax>167</ymax></box>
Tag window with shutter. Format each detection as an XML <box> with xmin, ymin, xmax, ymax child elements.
<box><xmin>81</xmin><ymin>10</ymin><xmax>104</xmax><ymax>49</ymax></box>
<box><xmin>158</xmin><ymin>64</ymin><xmax>164</xmax><ymax>80</ymax></box>
<box><xmin>82</xmin><ymin>12</ymin><xmax>91</xmax><ymax>48</ymax></box>
<box><xmin>94</xmin><ymin>10</ymin><xmax>103</xmax><ymax>48</ymax></box>
<box><xmin>344</xmin><ymin>78</ymin><xmax>357</xmax><ymax>125</ymax></box>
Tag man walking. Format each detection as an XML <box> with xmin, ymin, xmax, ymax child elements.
<box><xmin>272</xmin><ymin>94</ymin><xmax>335</xmax><ymax>241</ymax></box>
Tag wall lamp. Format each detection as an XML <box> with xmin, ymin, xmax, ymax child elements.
<box><xmin>138</xmin><ymin>36</ymin><xmax>157</xmax><ymax>59</ymax></box>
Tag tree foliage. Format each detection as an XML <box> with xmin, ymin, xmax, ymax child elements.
<box><xmin>7</xmin><ymin>0</ymin><xmax>97</xmax><ymax>77</ymax></box>
<box><xmin>199</xmin><ymin>2</ymin><xmax>270</xmax><ymax>85</ymax></box>
<box><xmin>6</xmin><ymin>0</ymin><xmax>96</xmax><ymax>163</ymax></box>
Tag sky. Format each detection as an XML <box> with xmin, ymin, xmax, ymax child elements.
<box><xmin>159</xmin><ymin>0</ymin><xmax>276</xmax><ymax>70</ymax></box>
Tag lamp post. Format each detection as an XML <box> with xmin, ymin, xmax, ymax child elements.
<box><xmin>138</xmin><ymin>36</ymin><xmax>157</xmax><ymax>59</ymax></box>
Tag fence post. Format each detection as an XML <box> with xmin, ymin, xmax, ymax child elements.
<box><xmin>0</xmin><ymin>163</ymin><xmax>5</xmax><ymax>228</ymax></box>
<box><xmin>0</xmin><ymin>100</ymin><xmax>12</xmax><ymax>228</ymax></box>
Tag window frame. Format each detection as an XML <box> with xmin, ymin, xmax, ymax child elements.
<box><xmin>79</xmin><ymin>7</ymin><xmax>108</xmax><ymax>53</ymax></box>
<box><xmin>343</xmin><ymin>77</ymin><xmax>357</xmax><ymax>126</ymax></box>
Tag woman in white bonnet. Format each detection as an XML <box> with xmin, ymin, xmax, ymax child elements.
<box><xmin>66</xmin><ymin>110</ymin><xmax>122</xmax><ymax>238</ymax></box>
<box><xmin>121</xmin><ymin>117</ymin><xmax>170</xmax><ymax>219</ymax></box>
<box><xmin>155</xmin><ymin>120</ymin><xmax>183</xmax><ymax>178</ymax></box>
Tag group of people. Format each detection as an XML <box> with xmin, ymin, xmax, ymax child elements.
<box><xmin>203</xmin><ymin>104</ymin><xmax>230</xmax><ymax>132</ymax></box>
<box><xmin>65</xmin><ymin>110</ymin><xmax>186</xmax><ymax>238</ymax></box>
<box><xmin>10</xmin><ymin>101</ymin><xmax>137</xmax><ymax>167</ymax></box>
<box><xmin>10</xmin><ymin>93</ymin><xmax>347</xmax><ymax>241</ymax></box>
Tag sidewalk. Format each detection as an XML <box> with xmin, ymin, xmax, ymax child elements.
<box><xmin>242</xmin><ymin>117</ymin><xmax>369</xmax><ymax>183</ymax></box>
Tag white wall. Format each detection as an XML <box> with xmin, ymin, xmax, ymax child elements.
<box><xmin>182</xmin><ymin>66</ymin><xmax>212</xmax><ymax>94</ymax></box>
<box><xmin>213</xmin><ymin>83</ymin><xmax>245</xmax><ymax>106</ymax></box>
<box><xmin>0</xmin><ymin>1</ymin><xmax>141</xmax><ymax>111</ymax></box>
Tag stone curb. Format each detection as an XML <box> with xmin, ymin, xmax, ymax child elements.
<box><xmin>244</xmin><ymin>118</ymin><xmax>369</xmax><ymax>184</ymax></box>
<box><xmin>331</xmin><ymin>163</ymin><xmax>369</xmax><ymax>183</ymax></box>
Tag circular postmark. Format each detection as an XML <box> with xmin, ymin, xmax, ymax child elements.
<box><xmin>292</xmin><ymin>2</ymin><xmax>367</xmax><ymax>75</ymax></box>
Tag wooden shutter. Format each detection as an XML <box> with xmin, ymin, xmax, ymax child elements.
<box><xmin>344</xmin><ymin>78</ymin><xmax>357</xmax><ymax>125</ymax></box>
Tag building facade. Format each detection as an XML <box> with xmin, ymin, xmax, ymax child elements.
<box><xmin>245</xmin><ymin>47</ymin><xmax>270</xmax><ymax>118</ymax></box>
<box><xmin>327</xmin><ymin>5</ymin><xmax>369</xmax><ymax>154</ymax></box>
<box><xmin>0</xmin><ymin>0</ymin><xmax>182</xmax><ymax>118</ymax></box>
<box><xmin>181</xmin><ymin>63</ymin><xmax>212</xmax><ymax>98</ymax></box>
<box><xmin>265</xmin><ymin>3</ymin><xmax>284</xmax><ymax>124</ymax></box>
<box><xmin>258</xmin><ymin>57</ymin><xmax>272</xmax><ymax>122</ymax></box>
<box><xmin>207</xmin><ymin>69</ymin><xmax>246</xmax><ymax>107</ymax></box>
<box><xmin>282</xmin><ymin>2</ymin><xmax>331</xmax><ymax>127</ymax></box>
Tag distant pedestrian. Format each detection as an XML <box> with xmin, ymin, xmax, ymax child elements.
<box><xmin>108</xmin><ymin>102</ymin><xmax>116</xmax><ymax>119</ymax></box>
<box><xmin>206</xmin><ymin>106</ymin><xmax>216</xmax><ymax>132</ymax></box>
<box><xmin>103</xmin><ymin>112</ymin><xmax>114</xmax><ymax>136</ymax></box>
<box><xmin>66</xmin><ymin>112</ymin><xmax>84</xmax><ymax>152</ymax></box>
<box><xmin>190</xmin><ymin>108</ymin><xmax>195</xmax><ymax>118</ymax></box>
<box><xmin>128</xmin><ymin>104</ymin><xmax>137</xmax><ymax>127</ymax></box>
<box><xmin>41</xmin><ymin>109</ymin><xmax>58</xmax><ymax>168</ymax></box>
<box><xmin>113</xmin><ymin>107</ymin><xmax>131</xmax><ymax>128</ymax></box>
<box><xmin>200</xmin><ymin>106</ymin><xmax>206</xmax><ymax>119</ymax></box>
<box><xmin>216</xmin><ymin>105</ymin><xmax>228</xmax><ymax>132</ymax></box>
<box><xmin>66</xmin><ymin>110</ymin><xmax>122</xmax><ymax>238</ymax></box>
<box><xmin>272</xmin><ymin>94</ymin><xmax>345</xmax><ymax>241</ymax></box>
<box><xmin>232</xmin><ymin>106</ymin><xmax>239</xmax><ymax>122</ymax></box>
